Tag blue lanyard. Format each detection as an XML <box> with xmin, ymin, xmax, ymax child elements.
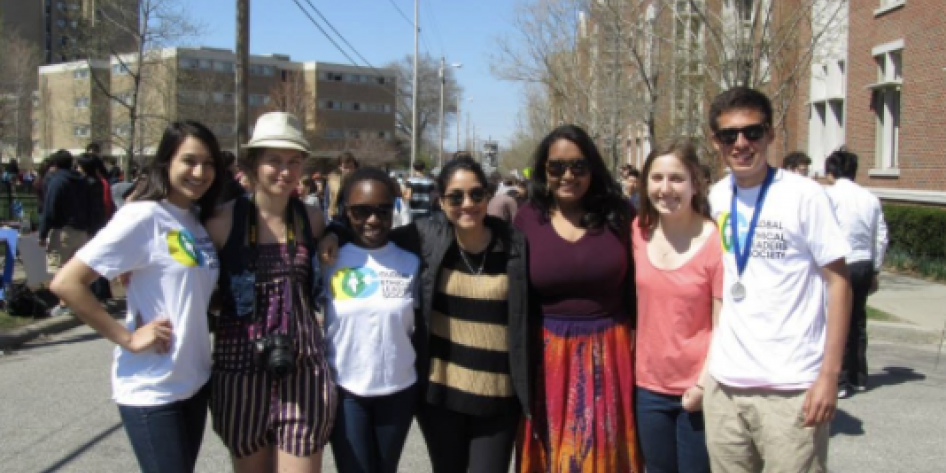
<box><xmin>730</xmin><ymin>166</ymin><xmax>776</xmax><ymax>278</ymax></box>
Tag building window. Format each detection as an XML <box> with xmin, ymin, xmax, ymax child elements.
<box><xmin>74</xmin><ymin>97</ymin><xmax>89</xmax><ymax>108</ymax></box>
<box><xmin>319</xmin><ymin>99</ymin><xmax>340</xmax><ymax>110</ymax></box>
<box><xmin>249</xmin><ymin>94</ymin><xmax>271</xmax><ymax>106</ymax></box>
<box><xmin>57</xmin><ymin>19</ymin><xmax>66</xmax><ymax>28</ymax></box>
<box><xmin>112</xmin><ymin>63</ymin><xmax>131</xmax><ymax>75</ymax></box>
<box><xmin>321</xmin><ymin>129</ymin><xmax>344</xmax><ymax>140</ymax></box>
<box><xmin>807</xmin><ymin>59</ymin><xmax>846</xmax><ymax>175</ymax></box>
<box><xmin>74</xmin><ymin>125</ymin><xmax>90</xmax><ymax>137</ymax></box>
<box><xmin>73</xmin><ymin>68</ymin><xmax>89</xmax><ymax>80</ymax></box>
<box><xmin>213</xmin><ymin>92</ymin><xmax>235</xmax><ymax>104</ymax></box>
<box><xmin>214</xmin><ymin>61</ymin><xmax>234</xmax><ymax>73</ymax></box>
<box><xmin>348</xmin><ymin>130</ymin><xmax>361</xmax><ymax>139</ymax></box>
<box><xmin>199</xmin><ymin>59</ymin><xmax>212</xmax><ymax>70</ymax></box>
<box><xmin>871</xmin><ymin>43</ymin><xmax>902</xmax><ymax>170</ymax></box>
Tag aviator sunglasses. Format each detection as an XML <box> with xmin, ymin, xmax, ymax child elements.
<box><xmin>545</xmin><ymin>159</ymin><xmax>590</xmax><ymax>178</ymax></box>
<box><xmin>347</xmin><ymin>204</ymin><xmax>394</xmax><ymax>220</ymax></box>
<box><xmin>442</xmin><ymin>188</ymin><xmax>487</xmax><ymax>207</ymax></box>
<box><xmin>713</xmin><ymin>124</ymin><xmax>769</xmax><ymax>146</ymax></box>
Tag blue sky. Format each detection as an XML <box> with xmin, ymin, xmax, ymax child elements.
<box><xmin>187</xmin><ymin>0</ymin><xmax>526</xmax><ymax>149</ymax></box>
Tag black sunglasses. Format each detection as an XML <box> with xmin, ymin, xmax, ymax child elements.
<box><xmin>546</xmin><ymin>159</ymin><xmax>590</xmax><ymax>178</ymax></box>
<box><xmin>347</xmin><ymin>204</ymin><xmax>394</xmax><ymax>220</ymax></box>
<box><xmin>442</xmin><ymin>187</ymin><xmax>487</xmax><ymax>207</ymax></box>
<box><xmin>713</xmin><ymin>124</ymin><xmax>769</xmax><ymax>146</ymax></box>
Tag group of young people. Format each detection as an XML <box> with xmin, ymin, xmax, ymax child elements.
<box><xmin>50</xmin><ymin>85</ymin><xmax>851</xmax><ymax>473</ymax></box>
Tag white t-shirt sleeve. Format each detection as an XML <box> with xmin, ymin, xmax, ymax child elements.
<box><xmin>77</xmin><ymin>203</ymin><xmax>154</xmax><ymax>279</ymax></box>
<box><xmin>800</xmin><ymin>185</ymin><xmax>850</xmax><ymax>267</ymax></box>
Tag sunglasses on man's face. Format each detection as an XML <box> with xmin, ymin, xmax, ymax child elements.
<box><xmin>347</xmin><ymin>204</ymin><xmax>394</xmax><ymax>221</ymax></box>
<box><xmin>442</xmin><ymin>187</ymin><xmax>487</xmax><ymax>207</ymax></box>
<box><xmin>713</xmin><ymin>124</ymin><xmax>769</xmax><ymax>146</ymax></box>
<box><xmin>545</xmin><ymin>159</ymin><xmax>590</xmax><ymax>178</ymax></box>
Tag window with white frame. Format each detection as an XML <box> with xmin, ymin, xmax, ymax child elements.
<box><xmin>74</xmin><ymin>97</ymin><xmax>89</xmax><ymax>108</ymax></box>
<box><xmin>871</xmin><ymin>42</ymin><xmax>902</xmax><ymax>170</ymax></box>
<box><xmin>214</xmin><ymin>61</ymin><xmax>234</xmax><ymax>73</ymax></box>
<box><xmin>74</xmin><ymin>125</ymin><xmax>90</xmax><ymax>137</ymax></box>
<box><xmin>73</xmin><ymin>68</ymin><xmax>89</xmax><ymax>80</ymax></box>
<box><xmin>213</xmin><ymin>92</ymin><xmax>235</xmax><ymax>104</ymax></box>
<box><xmin>112</xmin><ymin>63</ymin><xmax>130</xmax><ymax>75</ymax></box>
<box><xmin>807</xmin><ymin>59</ymin><xmax>846</xmax><ymax>175</ymax></box>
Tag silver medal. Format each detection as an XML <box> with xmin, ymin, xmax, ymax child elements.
<box><xmin>731</xmin><ymin>281</ymin><xmax>747</xmax><ymax>301</ymax></box>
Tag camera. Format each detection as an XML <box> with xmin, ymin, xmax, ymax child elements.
<box><xmin>255</xmin><ymin>333</ymin><xmax>295</xmax><ymax>378</ymax></box>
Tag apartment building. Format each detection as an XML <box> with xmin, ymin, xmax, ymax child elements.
<box><xmin>0</xmin><ymin>0</ymin><xmax>138</xmax><ymax>65</ymax></box>
<box><xmin>33</xmin><ymin>47</ymin><xmax>398</xmax><ymax>165</ymax></box>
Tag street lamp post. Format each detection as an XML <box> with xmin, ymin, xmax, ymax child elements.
<box><xmin>439</xmin><ymin>59</ymin><xmax>461</xmax><ymax>169</ymax></box>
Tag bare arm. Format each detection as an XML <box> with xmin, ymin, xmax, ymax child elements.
<box><xmin>50</xmin><ymin>258</ymin><xmax>171</xmax><ymax>353</ymax></box>
<box><xmin>803</xmin><ymin>258</ymin><xmax>852</xmax><ymax>426</ymax></box>
<box><xmin>306</xmin><ymin>202</ymin><xmax>325</xmax><ymax>239</ymax></box>
<box><xmin>205</xmin><ymin>201</ymin><xmax>235</xmax><ymax>250</ymax></box>
<box><xmin>683</xmin><ymin>297</ymin><xmax>721</xmax><ymax>412</ymax></box>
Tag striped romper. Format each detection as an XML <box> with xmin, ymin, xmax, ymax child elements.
<box><xmin>210</xmin><ymin>226</ymin><xmax>336</xmax><ymax>458</ymax></box>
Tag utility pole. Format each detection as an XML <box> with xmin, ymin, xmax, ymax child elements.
<box><xmin>410</xmin><ymin>0</ymin><xmax>419</xmax><ymax>170</ymax></box>
<box><xmin>438</xmin><ymin>56</ymin><xmax>444</xmax><ymax>170</ymax></box>
<box><xmin>236</xmin><ymin>0</ymin><xmax>250</xmax><ymax>152</ymax></box>
<box><xmin>456</xmin><ymin>93</ymin><xmax>461</xmax><ymax>152</ymax></box>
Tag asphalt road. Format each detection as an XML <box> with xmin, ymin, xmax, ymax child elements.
<box><xmin>1</xmin><ymin>326</ymin><xmax>944</xmax><ymax>472</ymax></box>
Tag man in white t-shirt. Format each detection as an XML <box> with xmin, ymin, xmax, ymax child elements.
<box><xmin>703</xmin><ymin>87</ymin><xmax>852</xmax><ymax>473</ymax></box>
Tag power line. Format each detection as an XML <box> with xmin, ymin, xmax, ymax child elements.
<box><xmin>385</xmin><ymin>0</ymin><xmax>414</xmax><ymax>27</ymax></box>
<box><xmin>301</xmin><ymin>0</ymin><xmax>379</xmax><ymax>72</ymax></box>
<box><xmin>288</xmin><ymin>0</ymin><xmax>360</xmax><ymax>66</ymax></box>
<box><xmin>422</xmin><ymin>0</ymin><xmax>447</xmax><ymax>57</ymax></box>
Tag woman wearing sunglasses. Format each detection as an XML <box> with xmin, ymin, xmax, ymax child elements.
<box><xmin>516</xmin><ymin>124</ymin><xmax>643</xmax><ymax>472</ymax></box>
<box><xmin>323</xmin><ymin>167</ymin><xmax>421</xmax><ymax>473</ymax></box>
<box><xmin>320</xmin><ymin>156</ymin><xmax>534</xmax><ymax>472</ymax></box>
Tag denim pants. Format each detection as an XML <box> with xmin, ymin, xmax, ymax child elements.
<box><xmin>329</xmin><ymin>384</ymin><xmax>417</xmax><ymax>473</ymax></box>
<box><xmin>117</xmin><ymin>382</ymin><xmax>210</xmax><ymax>473</ymax></box>
<box><xmin>635</xmin><ymin>386</ymin><xmax>710</xmax><ymax>473</ymax></box>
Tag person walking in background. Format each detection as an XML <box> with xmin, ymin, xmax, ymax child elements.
<box><xmin>487</xmin><ymin>174</ymin><xmax>519</xmax><ymax>223</ymax></box>
<box><xmin>76</xmin><ymin>153</ymin><xmax>112</xmax><ymax>302</ymax></box>
<box><xmin>325</xmin><ymin>152</ymin><xmax>359</xmax><ymax>221</ymax></box>
<box><xmin>704</xmin><ymin>87</ymin><xmax>851</xmax><ymax>473</ymax></box>
<box><xmin>516</xmin><ymin>124</ymin><xmax>643</xmax><ymax>472</ymax></box>
<box><xmin>39</xmin><ymin>150</ymin><xmax>92</xmax><ymax>316</ymax></box>
<box><xmin>205</xmin><ymin>112</ymin><xmax>334</xmax><ymax>473</ymax></box>
<box><xmin>633</xmin><ymin>139</ymin><xmax>721</xmax><ymax>473</ymax></box>
<box><xmin>824</xmin><ymin>148</ymin><xmax>888</xmax><ymax>399</ymax></box>
<box><xmin>782</xmin><ymin>151</ymin><xmax>812</xmax><ymax>177</ymax></box>
<box><xmin>50</xmin><ymin>121</ymin><xmax>225</xmax><ymax>473</ymax></box>
<box><xmin>622</xmin><ymin>166</ymin><xmax>641</xmax><ymax>209</ymax></box>
<box><xmin>298</xmin><ymin>176</ymin><xmax>322</xmax><ymax>208</ymax></box>
<box><xmin>405</xmin><ymin>161</ymin><xmax>437</xmax><ymax>220</ymax></box>
<box><xmin>323</xmin><ymin>167</ymin><xmax>421</xmax><ymax>473</ymax></box>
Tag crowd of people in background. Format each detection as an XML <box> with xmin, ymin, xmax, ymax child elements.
<box><xmin>6</xmin><ymin>84</ymin><xmax>887</xmax><ymax>473</ymax></box>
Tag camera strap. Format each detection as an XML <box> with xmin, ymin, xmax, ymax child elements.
<box><xmin>244</xmin><ymin>194</ymin><xmax>303</xmax><ymax>338</ymax></box>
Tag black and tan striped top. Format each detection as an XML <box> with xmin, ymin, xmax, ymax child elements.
<box><xmin>426</xmin><ymin>237</ymin><xmax>518</xmax><ymax>416</ymax></box>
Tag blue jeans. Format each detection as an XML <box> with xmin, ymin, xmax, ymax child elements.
<box><xmin>636</xmin><ymin>386</ymin><xmax>710</xmax><ymax>473</ymax></box>
<box><xmin>117</xmin><ymin>382</ymin><xmax>210</xmax><ymax>473</ymax></box>
<box><xmin>330</xmin><ymin>384</ymin><xmax>417</xmax><ymax>473</ymax></box>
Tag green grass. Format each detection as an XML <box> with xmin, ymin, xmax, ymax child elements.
<box><xmin>867</xmin><ymin>306</ymin><xmax>902</xmax><ymax>323</ymax></box>
<box><xmin>0</xmin><ymin>310</ymin><xmax>39</xmax><ymax>332</ymax></box>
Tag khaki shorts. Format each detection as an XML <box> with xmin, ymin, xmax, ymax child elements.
<box><xmin>47</xmin><ymin>226</ymin><xmax>89</xmax><ymax>268</ymax></box>
<box><xmin>704</xmin><ymin>376</ymin><xmax>829</xmax><ymax>473</ymax></box>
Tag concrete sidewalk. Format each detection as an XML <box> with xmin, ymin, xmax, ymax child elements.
<box><xmin>867</xmin><ymin>272</ymin><xmax>946</xmax><ymax>345</ymax></box>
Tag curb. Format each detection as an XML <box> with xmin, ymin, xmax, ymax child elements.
<box><xmin>0</xmin><ymin>315</ymin><xmax>84</xmax><ymax>351</ymax></box>
<box><xmin>868</xmin><ymin>320</ymin><xmax>944</xmax><ymax>346</ymax></box>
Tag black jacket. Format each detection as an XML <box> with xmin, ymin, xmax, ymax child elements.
<box><xmin>39</xmin><ymin>169</ymin><xmax>90</xmax><ymax>239</ymax></box>
<box><xmin>389</xmin><ymin>212</ymin><xmax>535</xmax><ymax>416</ymax></box>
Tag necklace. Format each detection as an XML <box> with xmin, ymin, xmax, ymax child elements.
<box><xmin>458</xmin><ymin>247</ymin><xmax>488</xmax><ymax>275</ymax></box>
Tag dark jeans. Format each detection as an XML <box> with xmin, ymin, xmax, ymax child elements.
<box><xmin>416</xmin><ymin>403</ymin><xmax>520</xmax><ymax>473</ymax></box>
<box><xmin>330</xmin><ymin>384</ymin><xmax>417</xmax><ymax>473</ymax></box>
<box><xmin>842</xmin><ymin>260</ymin><xmax>874</xmax><ymax>388</ymax></box>
<box><xmin>117</xmin><ymin>382</ymin><xmax>210</xmax><ymax>473</ymax></box>
<box><xmin>635</xmin><ymin>386</ymin><xmax>710</xmax><ymax>473</ymax></box>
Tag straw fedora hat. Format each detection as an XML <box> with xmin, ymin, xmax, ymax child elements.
<box><xmin>242</xmin><ymin>112</ymin><xmax>310</xmax><ymax>154</ymax></box>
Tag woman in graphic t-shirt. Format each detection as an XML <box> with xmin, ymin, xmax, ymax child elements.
<box><xmin>323</xmin><ymin>167</ymin><xmax>421</xmax><ymax>473</ymax></box>
<box><xmin>51</xmin><ymin>121</ymin><xmax>226</xmax><ymax>473</ymax></box>
<box><xmin>633</xmin><ymin>138</ymin><xmax>723</xmax><ymax>473</ymax></box>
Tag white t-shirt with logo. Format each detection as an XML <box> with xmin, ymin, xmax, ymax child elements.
<box><xmin>324</xmin><ymin>242</ymin><xmax>420</xmax><ymax>396</ymax></box>
<box><xmin>708</xmin><ymin>169</ymin><xmax>849</xmax><ymax>389</ymax></box>
<box><xmin>77</xmin><ymin>200</ymin><xmax>219</xmax><ymax>406</ymax></box>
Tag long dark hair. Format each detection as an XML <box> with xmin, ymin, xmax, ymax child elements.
<box><xmin>528</xmin><ymin>124</ymin><xmax>630</xmax><ymax>238</ymax></box>
<box><xmin>637</xmin><ymin>138</ymin><xmax>710</xmax><ymax>231</ymax></box>
<box><xmin>128</xmin><ymin>121</ymin><xmax>225</xmax><ymax>222</ymax></box>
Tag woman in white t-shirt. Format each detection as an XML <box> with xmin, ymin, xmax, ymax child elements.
<box><xmin>323</xmin><ymin>167</ymin><xmax>420</xmax><ymax>473</ymax></box>
<box><xmin>51</xmin><ymin>121</ymin><xmax>225</xmax><ymax>473</ymax></box>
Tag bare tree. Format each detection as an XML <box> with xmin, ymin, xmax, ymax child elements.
<box><xmin>0</xmin><ymin>28</ymin><xmax>43</xmax><ymax>163</ymax></box>
<box><xmin>386</xmin><ymin>54</ymin><xmax>462</xmax><ymax>157</ymax></box>
<box><xmin>68</xmin><ymin>0</ymin><xmax>201</xmax><ymax>175</ymax></box>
